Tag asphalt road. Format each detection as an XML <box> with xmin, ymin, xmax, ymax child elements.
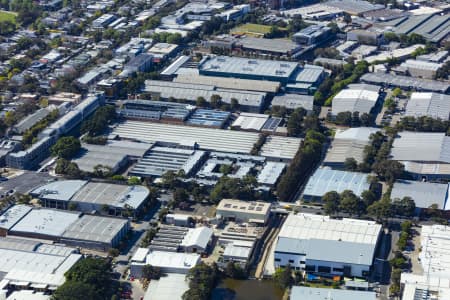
<box><xmin>0</xmin><ymin>171</ymin><xmax>53</xmax><ymax>195</ymax></box>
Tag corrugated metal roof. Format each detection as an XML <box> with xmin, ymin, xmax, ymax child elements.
<box><xmin>331</xmin><ymin>84</ymin><xmax>379</xmax><ymax>115</ymax></box>
<box><xmin>303</xmin><ymin>168</ymin><xmax>370</xmax><ymax>198</ymax></box>
<box><xmin>405</xmin><ymin>92</ymin><xmax>450</xmax><ymax>120</ymax></box>
<box><xmin>391</xmin><ymin>132</ymin><xmax>450</xmax><ymax>163</ymax></box>
<box><xmin>391</xmin><ymin>180</ymin><xmax>449</xmax><ymax>209</ymax></box>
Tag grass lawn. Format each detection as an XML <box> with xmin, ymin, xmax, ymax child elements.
<box><xmin>0</xmin><ymin>10</ymin><xmax>17</xmax><ymax>24</ymax></box>
<box><xmin>231</xmin><ymin>23</ymin><xmax>272</xmax><ymax>36</ymax></box>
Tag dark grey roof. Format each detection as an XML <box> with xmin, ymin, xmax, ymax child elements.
<box><xmin>360</xmin><ymin>72</ymin><xmax>450</xmax><ymax>93</ymax></box>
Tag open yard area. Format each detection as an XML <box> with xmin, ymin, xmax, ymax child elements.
<box><xmin>0</xmin><ymin>11</ymin><xmax>17</xmax><ymax>23</ymax></box>
<box><xmin>231</xmin><ymin>23</ymin><xmax>273</xmax><ymax>37</ymax></box>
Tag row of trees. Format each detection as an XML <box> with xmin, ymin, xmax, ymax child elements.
<box><xmin>323</xmin><ymin>189</ymin><xmax>416</xmax><ymax>219</ymax></box>
<box><xmin>396</xmin><ymin>116</ymin><xmax>450</xmax><ymax>134</ymax></box>
<box><xmin>314</xmin><ymin>61</ymin><xmax>369</xmax><ymax>106</ymax></box>
<box><xmin>343</xmin><ymin>131</ymin><xmax>405</xmax><ymax>185</ymax></box>
<box><xmin>81</xmin><ymin>105</ymin><xmax>116</xmax><ymax>137</ymax></box>
<box><xmin>389</xmin><ymin>221</ymin><xmax>413</xmax><ymax>296</ymax></box>
<box><xmin>22</xmin><ymin>109</ymin><xmax>59</xmax><ymax>147</ymax></box>
<box><xmin>276</xmin><ymin>130</ymin><xmax>326</xmax><ymax>201</ymax></box>
<box><xmin>332</xmin><ymin>111</ymin><xmax>374</xmax><ymax>127</ymax></box>
<box><xmin>323</xmin><ymin>190</ymin><xmax>377</xmax><ymax>217</ymax></box>
<box><xmin>286</xmin><ymin>107</ymin><xmax>321</xmax><ymax>137</ymax></box>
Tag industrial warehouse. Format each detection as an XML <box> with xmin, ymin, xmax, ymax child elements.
<box><xmin>324</xmin><ymin>127</ymin><xmax>379</xmax><ymax>168</ymax></box>
<box><xmin>0</xmin><ymin>237</ymin><xmax>82</xmax><ymax>293</ymax></box>
<box><xmin>390</xmin><ymin>132</ymin><xmax>450</xmax><ymax>180</ymax></box>
<box><xmin>111</xmin><ymin>120</ymin><xmax>302</xmax><ymax>160</ymax></box>
<box><xmin>274</xmin><ymin>213</ymin><xmax>382</xmax><ymax>278</ymax></box>
<box><xmin>0</xmin><ymin>205</ymin><xmax>130</xmax><ymax>251</ymax></box>
<box><xmin>302</xmin><ymin>168</ymin><xmax>371</xmax><ymax>202</ymax></box>
<box><xmin>30</xmin><ymin>180</ymin><xmax>150</xmax><ymax>216</ymax></box>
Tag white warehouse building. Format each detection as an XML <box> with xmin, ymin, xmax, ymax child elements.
<box><xmin>274</xmin><ymin>213</ymin><xmax>382</xmax><ymax>278</ymax></box>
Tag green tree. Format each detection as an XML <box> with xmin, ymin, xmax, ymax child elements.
<box><xmin>367</xmin><ymin>196</ymin><xmax>392</xmax><ymax>222</ymax></box>
<box><xmin>361</xmin><ymin>190</ymin><xmax>377</xmax><ymax>206</ymax></box>
<box><xmin>210</xmin><ymin>94</ymin><xmax>222</xmax><ymax>109</ymax></box>
<box><xmin>183</xmin><ymin>263</ymin><xmax>219</xmax><ymax>300</ymax></box>
<box><xmin>287</xmin><ymin>108</ymin><xmax>306</xmax><ymax>137</ymax></box>
<box><xmin>392</xmin><ymin>88</ymin><xmax>402</xmax><ymax>98</ymax></box>
<box><xmin>172</xmin><ymin>188</ymin><xmax>189</xmax><ymax>207</ymax></box>
<box><xmin>344</xmin><ymin>157</ymin><xmax>358</xmax><ymax>171</ymax></box>
<box><xmin>52</xmin><ymin>281</ymin><xmax>100</xmax><ymax>300</ymax></box>
<box><xmin>373</xmin><ymin>160</ymin><xmax>404</xmax><ymax>184</ymax></box>
<box><xmin>335</xmin><ymin>111</ymin><xmax>352</xmax><ymax>126</ymax></box>
<box><xmin>323</xmin><ymin>191</ymin><xmax>340</xmax><ymax>215</ymax></box>
<box><xmin>339</xmin><ymin>190</ymin><xmax>364</xmax><ymax>216</ymax></box>
<box><xmin>127</xmin><ymin>176</ymin><xmax>141</xmax><ymax>185</ymax></box>
<box><xmin>51</xmin><ymin>136</ymin><xmax>81</xmax><ymax>159</ymax></box>
<box><xmin>273</xmin><ymin>265</ymin><xmax>293</xmax><ymax>290</ymax></box>
<box><xmin>53</xmin><ymin>257</ymin><xmax>117</xmax><ymax>300</ymax></box>
<box><xmin>392</xmin><ymin>196</ymin><xmax>416</xmax><ymax>217</ymax></box>
<box><xmin>196</xmin><ymin>97</ymin><xmax>207</xmax><ymax>107</ymax></box>
<box><xmin>219</xmin><ymin>164</ymin><xmax>233</xmax><ymax>175</ymax></box>
<box><xmin>224</xmin><ymin>262</ymin><xmax>246</xmax><ymax>279</ymax></box>
<box><xmin>81</xmin><ymin>105</ymin><xmax>116</xmax><ymax>136</ymax></box>
<box><xmin>142</xmin><ymin>265</ymin><xmax>162</xmax><ymax>280</ymax></box>
<box><xmin>230</xmin><ymin>98</ymin><xmax>239</xmax><ymax>111</ymax></box>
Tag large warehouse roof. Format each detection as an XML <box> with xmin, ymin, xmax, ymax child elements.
<box><xmin>405</xmin><ymin>92</ymin><xmax>450</xmax><ymax>120</ymax></box>
<box><xmin>360</xmin><ymin>72</ymin><xmax>449</xmax><ymax>93</ymax></box>
<box><xmin>291</xmin><ymin>286</ymin><xmax>376</xmax><ymax>300</ymax></box>
<box><xmin>391</xmin><ymin>180</ymin><xmax>449</xmax><ymax>209</ymax></box>
<box><xmin>391</xmin><ymin>132</ymin><xmax>450</xmax><ymax>163</ymax></box>
<box><xmin>144</xmin><ymin>80</ymin><xmax>266</xmax><ymax>108</ymax></box>
<box><xmin>303</xmin><ymin>168</ymin><xmax>370</xmax><ymax>198</ymax></box>
<box><xmin>277</xmin><ymin>213</ymin><xmax>381</xmax><ymax>265</ymax></box>
<box><xmin>238</xmin><ymin>37</ymin><xmax>301</xmax><ymax>55</ymax></box>
<box><xmin>112</xmin><ymin>120</ymin><xmax>260</xmax><ymax>154</ymax></box>
<box><xmin>10</xmin><ymin>209</ymin><xmax>81</xmax><ymax>237</ymax></box>
<box><xmin>385</xmin><ymin>14</ymin><xmax>450</xmax><ymax>43</ymax></box>
<box><xmin>129</xmin><ymin>147</ymin><xmax>206</xmax><ymax>177</ymax></box>
<box><xmin>331</xmin><ymin>84</ymin><xmax>380</xmax><ymax>115</ymax></box>
<box><xmin>71</xmin><ymin>182</ymin><xmax>149</xmax><ymax>209</ymax></box>
<box><xmin>0</xmin><ymin>249</ymin><xmax>80</xmax><ymax>275</ymax></box>
<box><xmin>61</xmin><ymin>215</ymin><xmax>128</xmax><ymax>244</ymax></box>
<box><xmin>32</xmin><ymin>180</ymin><xmax>149</xmax><ymax>209</ymax></box>
<box><xmin>278</xmin><ymin>213</ymin><xmax>381</xmax><ymax>244</ymax></box>
<box><xmin>326</xmin><ymin>0</ymin><xmax>384</xmax><ymax>15</ymax></box>
<box><xmin>324</xmin><ymin>127</ymin><xmax>379</xmax><ymax>165</ymax></box>
<box><xmin>199</xmin><ymin>56</ymin><xmax>298</xmax><ymax>81</ymax></box>
<box><xmin>174</xmin><ymin>73</ymin><xmax>281</xmax><ymax>93</ymax></box>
